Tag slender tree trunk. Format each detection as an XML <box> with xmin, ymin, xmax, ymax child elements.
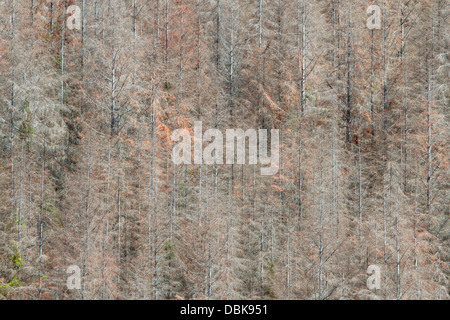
<box><xmin>81</xmin><ymin>131</ymin><xmax>92</xmax><ymax>300</ymax></box>
<box><xmin>38</xmin><ymin>138</ymin><xmax>46</xmax><ymax>299</ymax></box>
<box><xmin>345</xmin><ymin>6</ymin><xmax>352</xmax><ymax>144</ymax></box>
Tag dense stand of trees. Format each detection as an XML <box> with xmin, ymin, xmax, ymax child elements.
<box><xmin>0</xmin><ymin>0</ymin><xmax>448</xmax><ymax>300</ymax></box>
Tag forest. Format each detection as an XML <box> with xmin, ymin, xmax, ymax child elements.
<box><xmin>0</xmin><ymin>0</ymin><xmax>448</xmax><ymax>300</ymax></box>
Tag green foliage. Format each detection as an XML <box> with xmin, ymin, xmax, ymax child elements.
<box><xmin>9</xmin><ymin>243</ymin><xmax>23</xmax><ymax>268</ymax></box>
<box><xmin>43</xmin><ymin>199</ymin><xmax>63</xmax><ymax>228</ymax></box>
<box><xmin>178</xmin><ymin>182</ymin><xmax>187</xmax><ymax>193</ymax></box>
<box><xmin>267</xmin><ymin>262</ymin><xmax>275</xmax><ymax>275</ymax></box>
<box><xmin>0</xmin><ymin>278</ymin><xmax>22</xmax><ymax>289</ymax></box>
<box><xmin>14</xmin><ymin>217</ymin><xmax>26</xmax><ymax>228</ymax></box>
<box><xmin>263</xmin><ymin>286</ymin><xmax>275</xmax><ymax>298</ymax></box>
<box><xmin>19</xmin><ymin>99</ymin><xmax>34</xmax><ymax>140</ymax></box>
<box><xmin>44</xmin><ymin>199</ymin><xmax>60</xmax><ymax>219</ymax></box>
<box><xmin>164</xmin><ymin>240</ymin><xmax>175</xmax><ymax>260</ymax></box>
<box><xmin>22</xmin><ymin>99</ymin><xmax>30</xmax><ymax>113</ymax></box>
<box><xmin>19</xmin><ymin>122</ymin><xmax>35</xmax><ymax>139</ymax></box>
<box><xmin>164</xmin><ymin>81</ymin><xmax>173</xmax><ymax>91</ymax></box>
<box><xmin>10</xmin><ymin>252</ymin><xmax>23</xmax><ymax>268</ymax></box>
<box><xmin>55</xmin><ymin>54</ymin><xmax>62</xmax><ymax>69</ymax></box>
<box><xmin>0</xmin><ymin>244</ymin><xmax>23</xmax><ymax>296</ymax></box>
